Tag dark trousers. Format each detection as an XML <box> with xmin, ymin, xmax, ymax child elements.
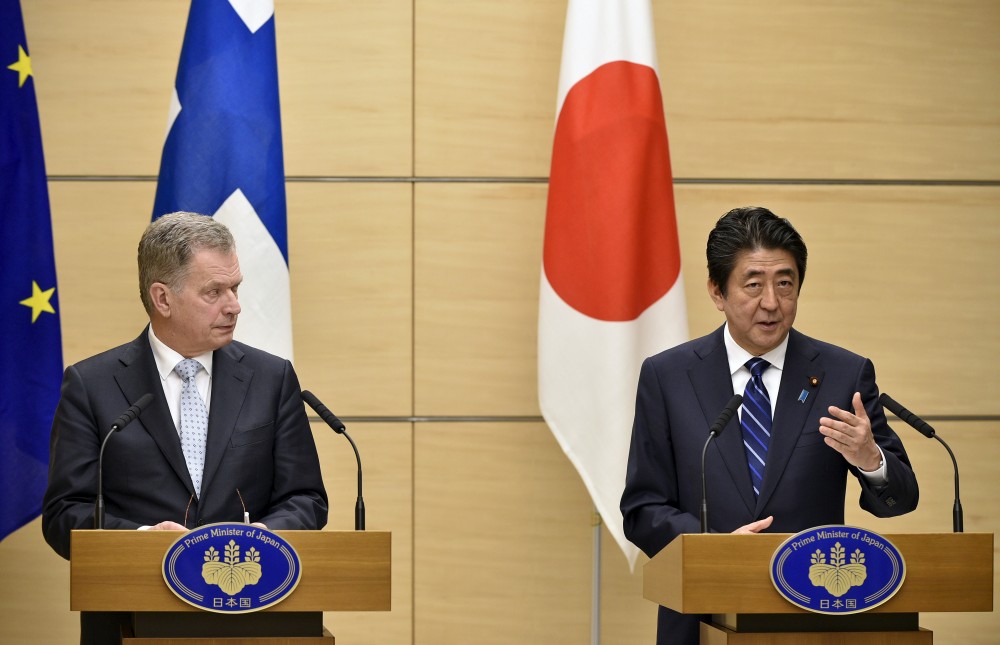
<box><xmin>80</xmin><ymin>611</ymin><xmax>130</xmax><ymax>645</ymax></box>
<box><xmin>657</xmin><ymin>606</ymin><xmax>707</xmax><ymax>645</ymax></box>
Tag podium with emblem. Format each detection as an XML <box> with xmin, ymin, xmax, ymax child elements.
<box><xmin>644</xmin><ymin>531</ymin><xmax>993</xmax><ymax>644</ymax></box>
<box><xmin>70</xmin><ymin>528</ymin><xmax>391</xmax><ymax>643</ymax></box>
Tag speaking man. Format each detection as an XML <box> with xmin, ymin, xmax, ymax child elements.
<box><xmin>621</xmin><ymin>206</ymin><xmax>918</xmax><ymax>644</ymax></box>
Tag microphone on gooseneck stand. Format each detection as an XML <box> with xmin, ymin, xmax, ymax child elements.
<box><xmin>880</xmin><ymin>393</ymin><xmax>963</xmax><ymax>533</ymax></box>
<box><xmin>302</xmin><ymin>390</ymin><xmax>365</xmax><ymax>531</ymax></box>
<box><xmin>95</xmin><ymin>393</ymin><xmax>155</xmax><ymax>529</ymax></box>
<box><xmin>700</xmin><ymin>394</ymin><xmax>744</xmax><ymax>533</ymax></box>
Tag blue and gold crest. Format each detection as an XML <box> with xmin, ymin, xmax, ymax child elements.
<box><xmin>770</xmin><ymin>525</ymin><xmax>906</xmax><ymax>614</ymax></box>
<box><xmin>162</xmin><ymin>523</ymin><xmax>301</xmax><ymax>613</ymax></box>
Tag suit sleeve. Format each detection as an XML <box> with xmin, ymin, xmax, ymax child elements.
<box><xmin>255</xmin><ymin>360</ymin><xmax>328</xmax><ymax>531</ymax></box>
<box><xmin>621</xmin><ymin>358</ymin><xmax>701</xmax><ymax>558</ymax></box>
<box><xmin>853</xmin><ymin>359</ymin><xmax>919</xmax><ymax>516</ymax></box>
<box><xmin>41</xmin><ymin>365</ymin><xmax>142</xmax><ymax>560</ymax></box>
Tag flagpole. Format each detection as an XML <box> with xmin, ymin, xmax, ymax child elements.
<box><xmin>592</xmin><ymin>509</ymin><xmax>602</xmax><ymax>645</ymax></box>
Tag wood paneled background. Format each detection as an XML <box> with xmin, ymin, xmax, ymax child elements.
<box><xmin>1</xmin><ymin>1</ymin><xmax>997</xmax><ymax>643</ymax></box>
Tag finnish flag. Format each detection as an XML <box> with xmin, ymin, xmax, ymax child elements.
<box><xmin>153</xmin><ymin>0</ymin><xmax>293</xmax><ymax>360</ymax></box>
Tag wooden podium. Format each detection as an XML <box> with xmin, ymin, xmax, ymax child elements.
<box><xmin>644</xmin><ymin>532</ymin><xmax>993</xmax><ymax>644</ymax></box>
<box><xmin>70</xmin><ymin>529</ymin><xmax>391</xmax><ymax>644</ymax></box>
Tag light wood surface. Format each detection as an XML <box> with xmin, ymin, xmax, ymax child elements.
<box><xmin>288</xmin><ymin>183</ymin><xmax>413</xmax><ymax>415</ymax></box>
<box><xmin>701</xmin><ymin>624</ymin><xmax>933</xmax><ymax>645</ymax></box>
<box><xmin>70</xmin><ymin>530</ymin><xmax>390</xmax><ymax>612</ymax></box>
<box><xmin>124</xmin><ymin>635</ymin><xmax>333</xmax><ymax>645</ymax></box>
<box><xmin>644</xmin><ymin>533</ymin><xmax>992</xmax><ymax>614</ymax></box>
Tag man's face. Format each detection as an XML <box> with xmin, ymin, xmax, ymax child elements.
<box><xmin>155</xmin><ymin>248</ymin><xmax>242</xmax><ymax>357</ymax></box>
<box><xmin>708</xmin><ymin>248</ymin><xmax>799</xmax><ymax>356</ymax></box>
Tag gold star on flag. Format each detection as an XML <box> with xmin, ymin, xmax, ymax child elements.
<box><xmin>8</xmin><ymin>44</ymin><xmax>33</xmax><ymax>88</ymax></box>
<box><xmin>19</xmin><ymin>280</ymin><xmax>56</xmax><ymax>323</ymax></box>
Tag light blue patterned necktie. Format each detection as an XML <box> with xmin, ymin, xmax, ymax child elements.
<box><xmin>175</xmin><ymin>358</ymin><xmax>208</xmax><ymax>498</ymax></box>
<box><xmin>741</xmin><ymin>357</ymin><xmax>772</xmax><ymax>498</ymax></box>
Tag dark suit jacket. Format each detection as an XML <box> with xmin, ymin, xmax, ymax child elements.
<box><xmin>620</xmin><ymin>326</ymin><xmax>918</xmax><ymax>644</ymax></box>
<box><xmin>42</xmin><ymin>329</ymin><xmax>328</xmax><ymax>560</ymax></box>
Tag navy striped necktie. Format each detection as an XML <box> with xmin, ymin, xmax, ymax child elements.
<box><xmin>741</xmin><ymin>357</ymin><xmax>772</xmax><ymax>498</ymax></box>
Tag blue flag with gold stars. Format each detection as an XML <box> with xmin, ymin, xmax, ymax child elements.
<box><xmin>0</xmin><ymin>0</ymin><xmax>63</xmax><ymax>542</ymax></box>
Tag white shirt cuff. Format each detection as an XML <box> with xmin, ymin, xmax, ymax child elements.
<box><xmin>858</xmin><ymin>445</ymin><xmax>889</xmax><ymax>485</ymax></box>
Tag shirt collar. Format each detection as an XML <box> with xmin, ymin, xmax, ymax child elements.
<box><xmin>722</xmin><ymin>323</ymin><xmax>789</xmax><ymax>376</ymax></box>
<box><xmin>147</xmin><ymin>326</ymin><xmax>214</xmax><ymax>381</ymax></box>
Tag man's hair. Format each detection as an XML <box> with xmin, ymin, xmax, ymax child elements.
<box><xmin>138</xmin><ymin>212</ymin><xmax>236</xmax><ymax>313</ymax></box>
<box><xmin>706</xmin><ymin>206</ymin><xmax>808</xmax><ymax>296</ymax></box>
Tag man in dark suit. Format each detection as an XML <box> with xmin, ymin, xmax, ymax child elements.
<box><xmin>620</xmin><ymin>206</ymin><xmax>918</xmax><ymax>645</ymax></box>
<box><xmin>42</xmin><ymin>212</ymin><xmax>328</xmax><ymax>644</ymax></box>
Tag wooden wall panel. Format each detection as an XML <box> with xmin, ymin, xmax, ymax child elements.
<box><xmin>674</xmin><ymin>185</ymin><xmax>1000</xmax><ymax>415</ymax></box>
<box><xmin>600</xmin><ymin>524</ymin><xmax>658</xmax><ymax>643</ymax></box>
<box><xmin>414</xmin><ymin>183</ymin><xmax>546</xmax><ymax>416</ymax></box>
<box><xmin>413</xmin><ymin>182</ymin><xmax>997</xmax><ymax>417</ymax></box>
<box><xmin>415</xmin><ymin>0</ymin><xmax>1000</xmax><ymax>180</ymax></box>
<box><xmin>657</xmin><ymin>0</ymin><xmax>1000</xmax><ymax>180</ymax></box>
<box><xmin>0</xmin><ymin>518</ymin><xmax>74</xmax><ymax>642</ymax></box>
<box><xmin>414</xmin><ymin>0</ymin><xmax>564</xmax><ymax>177</ymax></box>
<box><xmin>844</xmin><ymin>421</ymin><xmax>1000</xmax><ymax>644</ymax></box>
<box><xmin>278</xmin><ymin>0</ymin><xmax>413</xmax><ymax>176</ymax></box>
<box><xmin>289</xmin><ymin>183</ymin><xmax>413</xmax><ymax>416</ymax></box>
<box><xmin>24</xmin><ymin>0</ymin><xmax>412</xmax><ymax>177</ymax></box>
<box><xmin>314</xmin><ymin>422</ymin><xmax>413</xmax><ymax>644</ymax></box>
<box><xmin>47</xmin><ymin>182</ymin><xmax>414</xmax><ymax>416</ymax></box>
<box><xmin>413</xmin><ymin>423</ymin><xmax>593</xmax><ymax>644</ymax></box>
<box><xmin>49</xmin><ymin>181</ymin><xmax>157</xmax><ymax>365</ymax></box>
<box><xmin>24</xmin><ymin>0</ymin><xmax>186</xmax><ymax>175</ymax></box>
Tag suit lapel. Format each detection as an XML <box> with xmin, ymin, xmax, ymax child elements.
<box><xmin>200</xmin><ymin>342</ymin><xmax>252</xmax><ymax>500</ymax></box>
<box><xmin>688</xmin><ymin>327</ymin><xmax>756</xmax><ymax>515</ymax></box>
<box><xmin>755</xmin><ymin>329</ymin><xmax>823</xmax><ymax>514</ymax></box>
<box><xmin>113</xmin><ymin>329</ymin><xmax>194</xmax><ymax>493</ymax></box>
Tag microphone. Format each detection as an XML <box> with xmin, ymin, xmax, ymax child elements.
<box><xmin>95</xmin><ymin>393</ymin><xmax>154</xmax><ymax>529</ymax></box>
<box><xmin>302</xmin><ymin>390</ymin><xmax>365</xmax><ymax>531</ymax></box>
<box><xmin>700</xmin><ymin>394</ymin><xmax>743</xmax><ymax>533</ymax></box>
<box><xmin>880</xmin><ymin>393</ymin><xmax>963</xmax><ymax>532</ymax></box>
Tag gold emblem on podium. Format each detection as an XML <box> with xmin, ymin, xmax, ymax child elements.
<box><xmin>201</xmin><ymin>539</ymin><xmax>263</xmax><ymax>595</ymax></box>
<box><xmin>808</xmin><ymin>542</ymin><xmax>867</xmax><ymax>597</ymax></box>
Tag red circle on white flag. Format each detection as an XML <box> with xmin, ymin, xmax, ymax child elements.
<box><xmin>544</xmin><ymin>61</ymin><xmax>681</xmax><ymax>322</ymax></box>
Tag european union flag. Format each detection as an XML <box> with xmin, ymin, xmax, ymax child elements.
<box><xmin>0</xmin><ymin>0</ymin><xmax>63</xmax><ymax>542</ymax></box>
<box><xmin>153</xmin><ymin>0</ymin><xmax>293</xmax><ymax>361</ymax></box>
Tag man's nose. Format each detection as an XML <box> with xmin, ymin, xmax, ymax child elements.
<box><xmin>223</xmin><ymin>290</ymin><xmax>241</xmax><ymax>315</ymax></box>
<box><xmin>759</xmin><ymin>284</ymin><xmax>778</xmax><ymax>309</ymax></box>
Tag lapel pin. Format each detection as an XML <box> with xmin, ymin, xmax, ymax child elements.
<box><xmin>809</xmin><ymin>376</ymin><xmax>820</xmax><ymax>387</ymax></box>
<box><xmin>798</xmin><ymin>389</ymin><xmax>809</xmax><ymax>403</ymax></box>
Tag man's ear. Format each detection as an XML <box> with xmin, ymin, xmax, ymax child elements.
<box><xmin>149</xmin><ymin>282</ymin><xmax>172</xmax><ymax>318</ymax></box>
<box><xmin>707</xmin><ymin>279</ymin><xmax>726</xmax><ymax>312</ymax></box>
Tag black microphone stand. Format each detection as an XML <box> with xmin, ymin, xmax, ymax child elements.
<box><xmin>302</xmin><ymin>391</ymin><xmax>365</xmax><ymax>530</ymax></box>
<box><xmin>880</xmin><ymin>393</ymin><xmax>963</xmax><ymax>532</ymax></box>
<box><xmin>701</xmin><ymin>394</ymin><xmax>743</xmax><ymax>533</ymax></box>
<box><xmin>344</xmin><ymin>431</ymin><xmax>365</xmax><ymax>531</ymax></box>
<box><xmin>94</xmin><ymin>393</ymin><xmax>154</xmax><ymax>529</ymax></box>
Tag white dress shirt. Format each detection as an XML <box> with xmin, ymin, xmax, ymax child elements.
<box><xmin>721</xmin><ymin>323</ymin><xmax>887</xmax><ymax>483</ymax></box>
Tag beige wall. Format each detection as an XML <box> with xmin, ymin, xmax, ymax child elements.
<box><xmin>1</xmin><ymin>0</ymin><xmax>998</xmax><ymax>643</ymax></box>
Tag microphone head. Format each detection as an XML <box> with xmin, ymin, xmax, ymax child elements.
<box><xmin>111</xmin><ymin>392</ymin><xmax>155</xmax><ymax>431</ymax></box>
<box><xmin>880</xmin><ymin>393</ymin><xmax>935</xmax><ymax>438</ymax></box>
<box><xmin>710</xmin><ymin>394</ymin><xmax>744</xmax><ymax>436</ymax></box>
<box><xmin>302</xmin><ymin>390</ymin><xmax>346</xmax><ymax>433</ymax></box>
<box><xmin>301</xmin><ymin>390</ymin><xmax>320</xmax><ymax>409</ymax></box>
<box><xmin>878</xmin><ymin>393</ymin><xmax>899</xmax><ymax>414</ymax></box>
<box><xmin>134</xmin><ymin>392</ymin><xmax>155</xmax><ymax>411</ymax></box>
